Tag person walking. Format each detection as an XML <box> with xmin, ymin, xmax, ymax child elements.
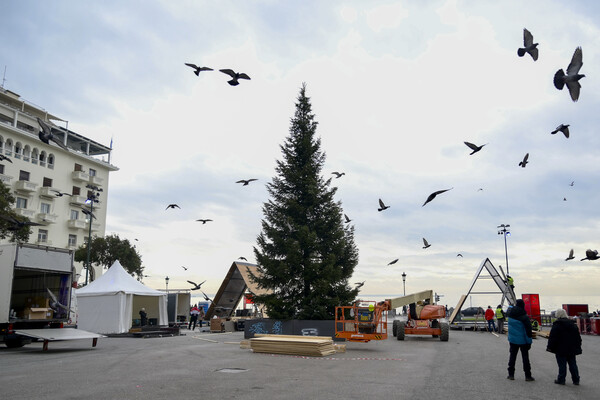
<box><xmin>546</xmin><ymin>308</ymin><xmax>582</xmax><ymax>385</ymax></box>
<box><xmin>189</xmin><ymin>304</ymin><xmax>200</xmax><ymax>330</ymax></box>
<box><xmin>139</xmin><ymin>308</ymin><xmax>147</xmax><ymax>327</ymax></box>
<box><xmin>507</xmin><ymin>299</ymin><xmax>534</xmax><ymax>381</ymax></box>
<box><xmin>485</xmin><ymin>305</ymin><xmax>496</xmax><ymax>332</ymax></box>
<box><xmin>496</xmin><ymin>304</ymin><xmax>506</xmax><ymax>334</ymax></box>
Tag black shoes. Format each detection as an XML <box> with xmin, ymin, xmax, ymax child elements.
<box><xmin>525</xmin><ymin>377</ymin><xmax>535</xmax><ymax>382</ymax></box>
<box><xmin>554</xmin><ymin>380</ymin><xmax>565</xmax><ymax>385</ymax></box>
<box><xmin>507</xmin><ymin>375</ymin><xmax>514</xmax><ymax>380</ymax></box>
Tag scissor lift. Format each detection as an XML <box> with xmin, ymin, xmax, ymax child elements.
<box><xmin>334</xmin><ymin>300</ymin><xmax>388</xmax><ymax>342</ymax></box>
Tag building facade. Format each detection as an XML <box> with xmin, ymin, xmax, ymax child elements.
<box><xmin>0</xmin><ymin>87</ymin><xmax>118</xmax><ymax>283</ymax></box>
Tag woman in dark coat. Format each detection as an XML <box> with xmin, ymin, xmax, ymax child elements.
<box><xmin>546</xmin><ymin>308</ymin><xmax>582</xmax><ymax>385</ymax></box>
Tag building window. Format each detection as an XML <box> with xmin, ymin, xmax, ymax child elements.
<box><xmin>14</xmin><ymin>143</ymin><xmax>22</xmax><ymax>159</ymax></box>
<box><xmin>16</xmin><ymin>197</ymin><xmax>27</xmax><ymax>209</ymax></box>
<box><xmin>39</xmin><ymin>152</ymin><xmax>46</xmax><ymax>167</ymax></box>
<box><xmin>23</xmin><ymin>145</ymin><xmax>31</xmax><ymax>162</ymax></box>
<box><xmin>43</xmin><ymin>177</ymin><xmax>52</xmax><ymax>187</ymax></box>
<box><xmin>19</xmin><ymin>170</ymin><xmax>30</xmax><ymax>181</ymax></box>
<box><xmin>31</xmin><ymin>149</ymin><xmax>38</xmax><ymax>165</ymax></box>
<box><xmin>40</xmin><ymin>203</ymin><xmax>51</xmax><ymax>214</ymax></box>
<box><xmin>0</xmin><ymin>165</ymin><xmax>4</xmax><ymax>174</ymax></box>
<box><xmin>48</xmin><ymin>154</ymin><xmax>54</xmax><ymax>169</ymax></box>
<box><xmin>5</xmin><ymin>139</ymin><xmax>12</xmax><ymax>156</ymax></box>
<box><xmin>72</xmin><ymin>186</ymin><xmax>81</xmax><ymax>196</ymax></box>
<box><xmin>70</xmin><ymin>210</ymin><xmax>79</xmax><ymax>220</ymax></box>
<box><xmin>89</xmin><ymin>168</ymin><xmax>96</xmax><ymax>177</ymax></box>
<box><xmin>74</xmin><ymin>163</ymin><xmax>83</xmax><ymax>172</ymax></box>
<box><xmin>37</xmin><ymin>229</ymin><xmax>48</xmax><ymax>243</ymax></box>
<box><xmin>68</xmin><ymin>234</ymin><xmax>77</xmax><ymax>247</ymax></box>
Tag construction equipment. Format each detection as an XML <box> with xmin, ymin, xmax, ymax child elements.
<box><xmin>334</xmin><ymin>290</ymin><xmax>448</xmax><ymax>342</ymax></box>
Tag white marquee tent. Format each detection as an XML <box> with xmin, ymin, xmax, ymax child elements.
<box><xmin>75</xmin><ymin>260</ymin><xmax>167</xmax><ymax>334</ymax></box>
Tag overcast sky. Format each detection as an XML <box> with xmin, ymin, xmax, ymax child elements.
<box><xmin>2</xmin><ymin>0</ymin><xmax>600</xmax><ymax>310</ymax></box>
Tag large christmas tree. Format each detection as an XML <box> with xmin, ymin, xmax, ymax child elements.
<box><xmin>251</xmin><ymin>84</ymin><xmax>359</xmax><ymax>320</ymax></box>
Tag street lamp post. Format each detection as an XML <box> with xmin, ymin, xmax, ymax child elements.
<box><xmin>402</xmin><ymin>272</ymin><xmax>407</xmax><ymax>296</ymax></box>
<box><xmin>165</xmin><ymin>276</ymin><xmax>169</xmax><ymax>293</ymax></box>
<box><xmin>84</xmin><ymin>185</ymin><xmax>102</xmax><ymax>285</ymax></box>
<box><xmin>497</xmin><ymin>224</ymin><xmax>511</xmax><ymax>276</ymax></box>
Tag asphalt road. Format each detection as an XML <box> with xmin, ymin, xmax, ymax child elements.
<box><xmin>1</xmin><ymin>326</ymin><xmax>598</xmax><ymax>400</ymax></box>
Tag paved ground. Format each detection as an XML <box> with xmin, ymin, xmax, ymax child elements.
<box><xmin>1</xmin><ymin>326</ymin><xmax>598</xmax><ymax>400</ymax></box>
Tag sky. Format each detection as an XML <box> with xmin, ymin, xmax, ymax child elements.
<box><xmin>2</xmin><ymin>0</ymin><xmax>600</xmax><ymax>311</ymax></box>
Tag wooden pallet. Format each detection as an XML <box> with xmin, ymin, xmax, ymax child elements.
<box><xmin>250</xmin><ymin>334</ymin><xmax>336</xmax><ymax>357</ymax></box>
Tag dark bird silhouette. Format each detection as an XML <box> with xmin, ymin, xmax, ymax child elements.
<box><xmin>81</xmin><ymin>208</ymin><xmax>96</xmax><ymax>219</ymax></box>
<box><xmin>0</xmin><ymin>214</ymin><xmax>43</xmax><ymax>230</ymax></box>
<box><xmin>387</xmin><ymin>259</ymin><xmax>399</xmax><ymax>266</ymax></box>
<box><xmin>464</xmin><ymin>141</ymin><xmax>487</xmax><ymax>155</ymax></box>
<box><xmin>355</xmin><ymin>281</ymin><xmax>365</xmax><ymax>289</ymax></box>
<box><xmin>378</xmin><ymin>198</ymin><xmax>390</xmax><ymax>212</ymax></box>
<box><xmin>166</xmin><ymin>204</ymin><xmax>180</xmax><ymax>210</ymax></box>
<box><xmin>554</xmin><ymin>47</ymin><xmax>585</xmax><ymax>102</ymax></box>
<box><xmin>519</xmin><ymin>153</ymin><xmax>529</xmax><ymax>168</ymax></box>
<box><xmin>344</xmin><ymin>214</ymin><xmax>352</xmax><ymax>223</ymax></box>
<box><xmin>331</xmin><ymin>172</ymin><xmax>345</xmax><ymax>178</ymax></box>
<box><xmin>422</xmin><ymin>188</ymin><xmax>453</xmax><ymax>207</ymax></box>
<box><xmin>477</xmin><ymin>188</ymin><xmax>484</xmax><ymax>192</ymax></box>
<box><xmin>517</xmin><ymin>28</ymin><xmax>539</xmax><ymax>61</ymax></box>
<box><xmin>457</xmin><ymin>253</ymin><xmax>463</xmax><ymax>257</ymax></box>
<box><xmin>422</xmin><ymin>238</ymin><xmax>431</xmax><ymax>249</ymax></box>
<box><xmin>46</xmin><ymin>288</ymin><xmax>69</xmax><ymax>312</ymax></box>
<box><xmin>184</xmin><ymin>63</ymin><xmax>213</xmax><ymax>76</ymax></box>
<box><xmin>37</xmin><ymin>117</ymin><xmax>68</xmax><ymax>151</ymax></box>
<box><xmin>219</xmin><ymin>69</ymin><xmax>251</xmax><ymax>86</ymax></box>
<box><xmin>580</xmin><ymin>249</ymin><xmax>599</xmax><ymax>261</ymax></box>
<box><xmin>236</xmin><ymin>179</ymin><xmax>258</xmax><ymax>186</ymax></box>
<box><xmin>570</xmin><ymin>181</ymin><xmax>575</xmax><ymax>187</ymax></box>
<box><xmin>565</xmin><ymin>249</ymin><xmax>574</xmax><ymax>261</ymax></box>
<box><xmin>238</xmin><ymin>256</ymin><xmax>247</xmax><ymax>261</ymax></box>
<box><xmin>196</xmin><ymin>219</ymin><xmax>213</xmax><ymax>224</ymax></box>
<box><xmin>563</xmin><ymin>197</ymin><xmax>567</xmax><ymax>201</ymax></box>
<box><xmin>50</xmin><ymin>189</ymin><xmax>71</xmax><ymax>197</ymax></box>
<box><xmin>181</xmin><ymin>266</ymin><xmax>188</xmax><ymax>271</ymax></box>
<box><xmin>551</xmin><ymin>124</ymin><xmax>570</xmax><ymax>138</ymax></box>
<box><xmin>0</xmin><ymin>154</ymin><xmax>12</xmax><ymax>163</ymax></box>
<box><xmin>187</xmin><ymin>280</ymin><xmax>206</xmax><ymax>290</ymax></box>
<box><xmin>200</xmin><ymin>290</ymin><xmax>213</xmax><ymax>302</ymax></box>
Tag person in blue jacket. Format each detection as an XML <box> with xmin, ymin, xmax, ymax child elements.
<box><xmin>507</xmin><ymin>299</ymin><xmax>534</xmax><ymax>381</ymax></box>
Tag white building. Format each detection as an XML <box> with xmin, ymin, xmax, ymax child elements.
<box><xmin>0</xmin><ymin>87</ymin><xmax>118</xmax><ymax>283</ymax></box>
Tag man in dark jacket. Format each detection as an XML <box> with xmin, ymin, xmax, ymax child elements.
<box><xmin>547</xmin><ymin>308</ymin><xmax>582</xmax><ymax>385</ymax></box>
<box><xmin>507</xmin><ymin>299</ymin><xmax>534</xmax><ymax>381</ymax></box>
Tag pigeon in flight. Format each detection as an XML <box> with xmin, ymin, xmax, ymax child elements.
<box><xmin>422</xmin><ymin>238</ymin><xmax>431</xmax><ymax>249</ymax></box>
<box><xmin>166</xmin><ymin>204</ymin><xmax>180</xmax><ymax>210</ymax></box>
<box><xmin>422</xmin><ymin>188</ymin><xmax>453</xmax><ymax>207</ymax></box>
<box><xmin>388</xmin><ymin>259</ymin><xmax>399</xmax><ymax>266</ymax></box>
<box><xmin>46</xmin><ymin>288</ymin><xmax>70</xmax><ymax>312</ymax></box>
<box><xmin>0</xmin><ymin>214</ymin><xmax>43</xmax><ymax>230</ymax></box>
<box><xmin>184</xmin><ymin>63</ymin><xmax>213</xmax><ymax>76</ymax></box>
<box><xmin>565</xmin><ymin>249</ymin><xmax>575</xmax><ymax>261</ymax></box>
<box><xmin>580</xmin><ymin>249</ymin><xmax>599</xmax><ymax>261</ymax></box>
<box><xmin>51</xmin><ymin>189</ymin><xmax>71</xmax><ymax>197</ymax></box>
<box><xmin>37</xmin><ymin>117</ymin><xmax>69</xmax><ymax>151</ymax></box>
<box><xmin>343</xmin><ymin>214</ymin><xmax>352</xmax><ymax>223</ymax></box>
<box><xmin>196</xmin><ymin>219</ymin><xmax>213</xmax><ymax>224</ymax></box>
<box><xmin>331</xmin><ymin>172</ymin><xmax>345</xmax><ymax>178</ymax></box>
<box><xmin>219</xmin><ymin>69</ymin><xmax>251</xmax><ymax>86</ymax></box>
<box><xmin>477</xmin><ymin>188</ymin><xmax>484</xmax><ymax>192</ymax></box>
<box><xmin>570</xmin><ymin>181</ymin><xmax>575</xmax><ymax>187</ymax></box>
<box><xmin>355</xmin><ymin>281</ymin><xmax>365</xmax><ymax>289</ymax></box>
<box><xmin>464</xmin><ymin>141</ymin><xmax>487</xmax><ymax>155</ymax></box>
<box><xmin>238</xmin><ymin>256</ymin><xmax>247</xmax><ymax>261</ymax></box>
<box><xmin>457</xmin><ymin>253</ymin><xmax>463</xmax><ymax>257</ymax></box>
<box><xmin>563</xmin><ymin>197</ymin><xmax>567</xmax><ymax>202</ymax></box>
<box><xmin>517</xmin><ymin>28</ymin><xmax>539</xmax><ymax>61</ymax></box>
<box><xmin>519</xmin><ymin>153</ymin><xmax>529</xmax><ymax>168</ymax></box>
<box><xmin>200</xmin><ymin>290</ymin><xmax>213</xmax><ymax>302</ymax></box>
<box><xmin>378</xmin><ymin>198</ymin><xmax>390</xmax><ymax>212</ymax></box>
<box><xmin>551</xmin><ymin>124</ymin><xmax>570</xmax><ymax>138</ymax></box>
<box><xmin>554</xmin><ymin>47</ymin><xmax>585</xmax><ymax>102</ymax></box>
<box><xmin>0</xmin><ymin>154</ymin><xmax>12</xmax><ymax>163</ymax></box>
<box><xmin>187</xmin><ymin>280</ymin><xmax>206</xmax><ymax>290</ymax></box>
<box><xmin>236</xmin><ymin>179</ymin><xmax>258</xmax><ymax>186</ymax></box>
<box><xmin>181</xmin><ymin>266</ymin><xmax>188</xmax><ymax>271</ymax></box>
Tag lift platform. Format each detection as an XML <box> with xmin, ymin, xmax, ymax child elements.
<box><xmin>14</xmin><ymin>328</ymin><xmax>105</xmax><ymax>351</ymax></box>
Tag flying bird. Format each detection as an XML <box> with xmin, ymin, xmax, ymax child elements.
<box><xmin>580</xmin><ymin>249</ymin><xmax>599</xmax><ymax>261</ymax></box>
<box><xmin>563</xmin><ymin>197</ymin><xmax>567</xmax><ymax>202</ymax></box>
<box><xmin>378</xmin><ymin>198</ymin><xmax>390</xmax><ymax>212</ymax></box>
<box><xmin>236</xmin><ymin>179</ymin><xmax>258</xmax><ymax>186</ymax></box>
<box><xmin>46</xmin><ymin>288</ymin><xmax>69</xmax><ymax>312</ymax></box>
<box><xmin>0</xmin><ymin>214</ymin><xmax>43</xmax><ymax>230</ymax></box>
<box><xmin>387</xmin><ymin>259</ymin><xmax>399</xmax><ymax>266</ymax></box>
<box><xmin>355</xmin><ymin>281</ymin><xmax>365</xmax><ymax>289</ymax></box>
<box><xmin>457</xmin><ymin>253</ymin><xmax>463</xmax><ymax>257</ymax></box>
<box><xmin>422</xmin><ymin>238</ymin><xmax>431</xmax><ymax>249</ymax></box>
<box><xmin>184</xmin><ymin>63</ymin><xmax>213</xmax><ymax>76</ymax></box>
<box><xmin>37</xmin><ymin>117</ymin><xmax>69</xmax><ymax>151</ymax></box>
<box><xmin>464</xmin><ymin>141</ymin><xmax>487</xmax><ymax>155</ymax></box>
<box><xmin>570</xmin><ymin>181</ymin><xmax>575</xmax><ymax>187</ymax></box>
<box><xmin>519</xmin><ymin>153</ymin><xmax>529</xmax><ymax>168</ymax></box>
<box><xmin>343</xmin><ymin>214</ymin><xmax>352</xmax><ymax>223</ymax></box>
<box><xmin>0</xmin><ymin>154</ymin><xmax>12</xmax><ymax>163</ymax></box>
<box><xmin>554</xmin><ymin>47</ymin><xmax>585</xmax><ymax>102</ymax></box>
<box><xmin>181</xmin><ymin>266</ymin><xmax>188</xmax><ymax>271</ymax></box>
<box><xmin>551</xmin><ymin>124</ymin><xmax>570</xmax><ymax>138</ymax></box>
<box><xmin>51</xmin><ymin>189</ymin><xmax>71</xmax><ymax>197</ymax></box>
<box><xmin>422</xmin><ymin>188</ymin><xmax>453</xmax><ymax>207</ymax></box>
<box><xmin>477</xmin><ymin>188</ymin><xmax>484</xmax><ymax>192</ymax></box>
<box><xmin>219</xmin><ymin>69</ymin><xmax>251</xmax><ymax>86</ymax></box>
<box><xmin>517</xmin><ymin>28</ymin><xmax>539</xmax><ymax>61</ymax></box>
<box><xmin>187</xmin><ymin>280</ymin><xmax>206</xmax><ymax>290</ymax></box>
<box><xmin>238</xmin><ymin>256</ymin><xmax>247</xmax><ymax>261</ymax></box>
<box><xmin>331</xmin><ymin>172</ymin><xmax>345</xmax><ymax>178</ymax></box>
<box><xmin>565</xmin><ymin>249</ymin><xmax>574</xmax><ymax>261</ymax></box>
<box><xmin>196</xmin><ymin>219</ymin><xmax>213</xmax><ymax>224</ymax></box>
<box><xmin>166</xmin><ymin>204</ymin><xmax>180</xmax><ymax>210</ymax></box>
<box><xmin>200</xmin><ymin>290</ymin><xmax>213</xmax><ymax>302</ymax></box>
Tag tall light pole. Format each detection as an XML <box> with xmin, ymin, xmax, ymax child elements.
<box><xmin>84</xmin><ymin>185</ymin><xmax>102</xmax><ymax>285</ymax></box>
<box><xmin>497</xmin><ymin>224</ymin><xmax>511</xmax><ymax>276</ymax></box>
<box><xmin>165</xmin><ymin>276</ymin><xmax>169</xmax><ymax>293</ymax></box>
<box><xmin>402</xmin><ymin>272</ymin><xmax>407</xmax><ymax>296</ymax></box>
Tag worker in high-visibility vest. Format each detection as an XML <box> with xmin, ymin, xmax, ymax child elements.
<box><xmin>496</xmin><ymin>305</ymin><xmax>506</xmax><ymax>334</ymax></box>
<box><xmin>507</xmin><ymin>275</ymin><xmax>514</xmax><ymax>289</ymax></box>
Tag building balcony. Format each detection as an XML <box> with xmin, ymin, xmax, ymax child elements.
<box><xmin>69</xmin><ymin>195</ymin><xmax>87</xmax><ymax>206</ymax></box>
<box><xmin>37</xmin><ymin>213</ymin><xmax>58</xmax><ymax>224</ymax></box>
<box><xmin>88</xmin><ymin>175</ymin><xmax>104</xmax><ymax>186</ymax></box>
<box><xmin>71</xmin><ymin>171</ymin><xmax>89</xmax><ymax>182</ymax></box>
<box><xmin>35</xmin><ymin>239</ymin><xmax>53</xmax><ymax>246</ymax></box>
<box><xmin>15</xmin><ymin>208</ymin><xmax>35</xmax><ymax>218</ymax></box>
<box><xmin>15</xmin><ymin>180</ymin><xmax>38</xmax><ymax>193</ymax></box>
<box><xmin>67</xmin><ymin>219</ymin><xmax>87</xmax><ymax>230</ymax></box>
<box><xmin>0</xmin><ymin>174</ymin><xmax>13</xmax><ymax>184</ymax></box>
<box><xmin>39</xmin><ymin>187</ymin><xmax>58</xmax><ymax>199</ymax></box>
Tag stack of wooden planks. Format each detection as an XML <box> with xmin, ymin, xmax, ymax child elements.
<box><xmin>250</xmin><ymin>334</ymin><xmax>336</xmax><ymax>357</ymax></box>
